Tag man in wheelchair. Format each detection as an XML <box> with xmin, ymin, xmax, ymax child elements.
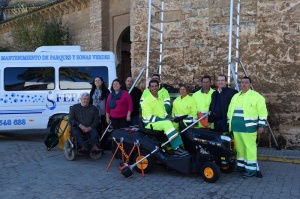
<box><xmin>69</xmin><ymin>92</ymin><xmax>102</xmax><ymax>153</ymax></box>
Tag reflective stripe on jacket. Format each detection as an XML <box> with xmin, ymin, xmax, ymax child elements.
<box><xmin>192</xmin><ymin>88</ymin><xmax>215</xmax><ymax>114</ymax></box>
<box><xmin>172</xmin><ymin>95</ymin><xmax>197</xmax><ymax>124</ymax></box>
<box><xmin>140</xmin><ymin>85</ymin><xmax>171</xmax><ymax>112</ymax></box>
<box><xmin>141</xmin><ymin>93</ymin><xmax>169</xmax><ymax>126</ymax></box>
<box><xmin>227</xmin><ymin>89</ymin><xmax>268</xmax><ymax>132</ymax></box>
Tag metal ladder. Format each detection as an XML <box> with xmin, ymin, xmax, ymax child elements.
<box><xmin>227</xmin><ymin>0</ymin><xmax>241</xmax><ymax>90</ymax></box>
<box><xmin>227</xmin><ymin>0</ymin><xmax>280</xmax><ymax>150</ymax></box>
<box><xmin>145</xmin><ymin>0</ymin><xmax>165</xmax><ymax>83</ymax></box>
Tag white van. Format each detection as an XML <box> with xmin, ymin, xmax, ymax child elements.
<box><xmin>0</xmin><ymin>46</ymin><xmax>116</xmax><ymax>131</ymax></box>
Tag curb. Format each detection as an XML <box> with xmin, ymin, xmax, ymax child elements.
<box><xmin>258</xmin><ymin>155</ymin><xmax>300</xmax><ymax>164</ymax></box>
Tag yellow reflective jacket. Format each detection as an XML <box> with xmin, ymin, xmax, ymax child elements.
<box><xmin>172</xmin><ymin>95</ymin><xmax>197</xmax><ymax>125</ymax></box>
<box><xmin>192</xmin><ymin>88</ymin><xmax>215</xmax><ymax>114</ymax></box>
<box><xmin>140</xmin><ymin>85</ymin><xmax>171</xmax><ymax>112</ymax></box>
<box><xmin>227</xmin><ymin>89</ymin><xmax>268</xmax><ymax>132</ymax></box>
<box><xmin>141</xmin><ymin>93</ymin><xmax>171</xmax><ymax>126</ymax></box>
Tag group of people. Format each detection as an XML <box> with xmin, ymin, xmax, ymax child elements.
<box><xmin>140</xmin><ymin>73</ymin><xmax>268</xmax><ymax>178</ymax></box>
<box><xmin>70</xmin><ymin>73</ymin><xmax>268</xmax><ymax>179</ymax></box>
<box><xmin>69</xmin><ymin>76</ymin><xmax>142</xmax><ymax>154</ymax></box>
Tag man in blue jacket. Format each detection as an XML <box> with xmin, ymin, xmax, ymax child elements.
<box><xmin>209</xmin><ymin>74</ymin><xmax>238</xmax><ymax>132</ymax></box>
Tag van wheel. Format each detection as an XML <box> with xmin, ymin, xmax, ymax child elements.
<box><xmin>64</xmin><ymin>140</ymin><xmax>76</xmax><ymax>161</ymax></box>
<box><xmin>132</xmin><ymin>150</ymin><xmax>154</xmax><ymax>174</ymax></box>
<box><xmin>201</xmin><ymin>162</ymin><xmax>220</xmax><ymax>183</ymax></box>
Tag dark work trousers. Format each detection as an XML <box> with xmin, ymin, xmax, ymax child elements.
<box><xmin>73</xmin><ymin>127</ymin><xmax>99</xmax><ymax>148</ymax></box>
<box><xmin>214</xmin><ymin>118</ymin><xmax>229</xmax><ymax>133</ymax></box>
<box><xmin>110</xmin><ymin>116</ymin><xmax>129</xmax><ymax>129</ymax></box>
<box><xmin>130</xmin><ymin>114</ymin><xmax>139</xmax><ymax>126</ymax></box>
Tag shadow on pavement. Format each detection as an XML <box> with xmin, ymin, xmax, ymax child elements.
<box><xmin>0</xmin><ymin>129</ymin><xmax>49</xmax><ymax>141</ymax></box>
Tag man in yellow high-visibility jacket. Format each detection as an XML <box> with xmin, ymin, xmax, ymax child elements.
<box><xmin>227</xmin><ymin>76</ymin><xmax>268</xmax><ymax>178</ymax></box>
<box><xmin>141</xmin><ymin>79</ymin><xmax>188</xmax><ymax>156</ymax></box>
<box><xmin>192</xmin><ymin>75</ymin><xmax>215</xmax><ymax>128</ymax></box>
<box><xmin>140</xmin><ymin>74</ymin><xmax>171</xmax><ymax>113</ymax></box>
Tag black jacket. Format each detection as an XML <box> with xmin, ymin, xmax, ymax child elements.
<box><xmin>209</xmin><ymin>86</ymin><xmax>238</xmax><ymax>124</ymax></box>
<box><xmin>126</xmin><ymin>87</ymin><xmax>142</xmax><ymax>116</ymax></box>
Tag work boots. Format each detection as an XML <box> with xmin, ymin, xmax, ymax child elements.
<box><xmin>174</xmin><ymin>147</ymin><xmax>189</xmax><ymax>156</ymax></box>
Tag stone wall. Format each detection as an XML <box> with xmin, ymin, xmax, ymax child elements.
<box><xmin>0</xmin><ymin>0</ymin><xmax>299</xmax><ymax>148</ymax></box>
<box><xmin>108</xmin><ymin>0</ymin><xmax>130</xmax><ymax>63</ymax></box>
<box><xmin>0</xmin><ymin>0</ymin><xmax>103</xmax><ymax>51</ymax></box>
<box><xmin>130</xmin><ymin>0</ymin><xmax>300</xmax><ymax>149</ymax></box>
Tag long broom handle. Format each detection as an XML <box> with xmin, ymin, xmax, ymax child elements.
<box><xmin>100</xmin><ymin>121</ymin><xmax>112</xmax><ymax>141</ymax></box>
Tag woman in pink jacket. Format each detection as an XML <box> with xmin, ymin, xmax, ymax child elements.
<box><xmin>105</xmin><ymin>79</ymin><xmax>133</xmax><ymax>129</ymax></box>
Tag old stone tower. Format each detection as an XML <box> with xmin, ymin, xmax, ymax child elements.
<box><xmin>0</xmin><ymin>0</ymin><xmax>299</xmax><ymax>149</ymax></box>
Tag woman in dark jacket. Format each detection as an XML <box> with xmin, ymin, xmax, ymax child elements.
<box><xmin>89</xmin><ymin>76</ymin><xmax>110</xmax><ymax>148</ymax></box>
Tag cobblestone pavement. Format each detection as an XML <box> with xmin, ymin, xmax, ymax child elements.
<box><xmin>0</xmin><ymin>132</ymin><xmax>299</xmax><ymax>199</ymax></box>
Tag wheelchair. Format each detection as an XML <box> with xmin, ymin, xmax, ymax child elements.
<box><xmin>64</xmin><ymin>131</ymin><xmax>103</xmax><ymax>161</ymax></box>
<box><xmin>63</xmin><ymin>123</ymin><xmax>103</xmax><ymax>160</ymax></box>
<box><xmin>60</xmin><ymin>114</ymin><xmax>102</xmax><ymax>161</ymax></box>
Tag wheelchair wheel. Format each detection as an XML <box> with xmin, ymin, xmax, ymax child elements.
<box><xmin>89</xmin><ymin>151</ymin><xmax>102</xmax><ymax>159</ymax></box>
<box><xmin>64</xmin><ymin>140</ymin><xmax>76</xmax><ymax>161</ymax></box>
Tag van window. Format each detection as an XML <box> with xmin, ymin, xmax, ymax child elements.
<box><xmin>4</xmin><ymin>67</ymin><xmax>55</xmax><ymax>91</ymax></box>
<box><xmin>59</xmin><ymin>66</ymin><xmax>108</xmax><ymax>90</ymax></box>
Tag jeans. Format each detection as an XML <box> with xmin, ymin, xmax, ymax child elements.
<box><xmin>73</xmin><ymin>127</ymin><xmax>99</xmax><ymax>147</ymax></box>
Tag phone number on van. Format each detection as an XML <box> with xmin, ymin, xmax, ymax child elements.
<box><xmin>0</xmin><ymin>119</ymin><xmax>26</xmax><ymax>126</ymax></box>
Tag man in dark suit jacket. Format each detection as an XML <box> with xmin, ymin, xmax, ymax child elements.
<box><xmin>209</xmin><ymin>75</ymin><xmax>238</xmax><ymax>132</ymax></box>
<box><xmin>69</xmin><ymin>92</ymin><xmax>102</xmax><ymax>153</ymax></box>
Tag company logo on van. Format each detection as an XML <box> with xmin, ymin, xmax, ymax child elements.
<box><xmin>46</xmin><ymin>92</ymin><xmax>80</xmax><ymax>110</ymax></box>
<box><xmin>46</xmin><ymin>96</ymin><xmax>56</xmax><ymax>110</ymax></box>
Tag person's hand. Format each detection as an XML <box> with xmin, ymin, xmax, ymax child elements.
<box><xmin>126</xmin><ymin>115</ymin><xmax>131</xmax><ymax>122</ymax></box>
<box><xmin>79</xmin><ymin>124</ymin><xmax>84</xmax><ymax>131</ymax></box>
<box><xmin>106</xmin><ymin>118</ymin><xmax>111</xmax><ymax>124</ymax></box>
<box><xmin>79</xmin><ymin>124</ymin><xmax>88</xmax><ymax>133</ymax></box>
<box><xmin>258</xmin><ymin>127</ymin><xmax>264</xmax><ymax>134</ymax></box>
<box><xmin>84</xmin><ymin>127</ymin><xmax>92</xmax><ymax>133</ymax></box>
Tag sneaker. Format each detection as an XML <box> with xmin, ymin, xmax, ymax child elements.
<box><xmin>174</xmin><ymin>147</ymin><xmax>189</xmax><ymax>156</ymax></box>
<box><xmin>242</xmin><ymin>172</ymin><xmax>256</xmax><ymax>178</ymax></box>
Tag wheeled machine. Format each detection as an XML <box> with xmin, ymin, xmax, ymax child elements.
<box><xmin>111</xmin><ymin>115</ymin><xmax>236</xmax><ymax>183</ymax></box>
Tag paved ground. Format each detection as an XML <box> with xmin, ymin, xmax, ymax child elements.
<box><xmin>0</xmin><ymin>131</ymin><xmax>299</xmax><ymax>199</ymax></box>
